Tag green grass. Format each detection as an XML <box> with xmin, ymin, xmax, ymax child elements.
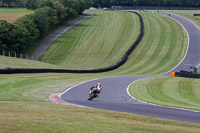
<box><xmin>129</xmin><ymin>76</ymin><xmax>200</xmax><ymax>111</ymax></box>
<box><xmin>0</xmin><ymin>11</ymin><xmax>187</xmax><ymax>75</ymax></box>
<box><xmin>109</xmin><ymin>12</ymin><xmax>187</xmax><ymax>75</ymax></box>
<box><xmin>158</xmin><ymin>10</ymin><xmax>200</xmax><ymax>71</ymax></box>
<box><xmin>1</xmin><ymin>101</ymin><xmax>200</xmax><ymax>133</ymax></box>
<box><xmin>24</xmin><ymin>15</ymin><xmax>81</xmax><ymax>56</ymax></box>
<box><xmin>39</xmin><ymin>11</ymin><xmax>187</xmax><ymax>75</ymax></box>
<box><xmin>0</xmin><ymin>56</ymin><xmax>62</xmax><ymax>69</ymax></box>
<box><xmin>0</xmin><ymin>73</ymin><xmax>105</xmax><ymax>101</ymax></box>
<box><xmin>0</xmin><ymin>8</ymin><xmax>33</xmax><ymax>13</ymax></box>
<box><xmin>160</xmin><ymin>10</ymin><xmax>200</xmax><ymax>29</ymax></box>
<box><xmin>0</xmin><ymin>73</ymin><xmax>200</xmax><ymax>132</ymax></box>
<box><xmin>0</xmin><ymin>10</ymin><xmax>197</xmax><ymax>132</ymax></box>
<box><xmin>39</xmin><ymin>10</ymin><xmax>140</xmax><ymax>70</ymax></box>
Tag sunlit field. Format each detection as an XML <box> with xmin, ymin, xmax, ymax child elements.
<box><xmin>0</xmin><ymin>8</ymin><xmax>33</xmax><ymax>23</ymax></box>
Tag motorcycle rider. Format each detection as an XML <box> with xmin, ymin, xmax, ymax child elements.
<box><xmin>90</xmin><ymin>83</ymin><xmax>102</xmax><ymax>98</ymax></box>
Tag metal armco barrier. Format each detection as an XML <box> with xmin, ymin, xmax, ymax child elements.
<box><xmin>0</xmin><ymin>11</ymin><xmax>144</xmax><ymax>74</ymax></box>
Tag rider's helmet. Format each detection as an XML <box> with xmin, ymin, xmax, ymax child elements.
<box><xmin>98</xmin><ymin>83</ymin><xmax>101</xmax><ymax>85</ymax></box>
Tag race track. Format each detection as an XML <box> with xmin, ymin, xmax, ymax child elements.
<box><xmin>60</xmin><ymin>12</ymin><xmax>200</xmax><ymax>123</ymax></box>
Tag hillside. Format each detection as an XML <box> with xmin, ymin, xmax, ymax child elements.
<box><xmin>39</xmin><ymin>10</ymin><xmax>140</xmax><ymax>70</ymax></box>
<box><xmin>0</xmin><ymin>56</ymin><xmax>62</xmax><ymax>69</ymax></box>
<box><xmin>0</xmin><ymin>10</ymin><xmax>197</xmax><ymax>132</ymax></box>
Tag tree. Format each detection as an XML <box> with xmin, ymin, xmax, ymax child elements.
<box><xmin>0</xmin><ymin>20</ymin><xmax>29</xmax><ymax>52</ymax></box>
<box><xmin>31</xmin><ymin>7</ymin><xmax>58</xmax><ymax>36</ymax></box>
<box><xmin>2</xmin><ymin>0</ymin><xmax>11</xmax><ymax>8</ymax></box>
<box><xmin>36</xmin><ymin>0</ymin><xmax>67</xmax><ymax>23</ymax></box>
<box><xmin>15</xmin><ymin>15</ymin><xmax>39</xmax><ymax>47</ymax></box>
<box><xmin>0</xmin><ymin>20</ymin><xmax>11</xmax><ymax>50</ymax></box>
<box><xmin>19</xmin><ymin>0</ymin><xmax>37</xmax><ymax>9</ymax></box>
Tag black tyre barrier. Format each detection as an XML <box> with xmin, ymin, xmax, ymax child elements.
<box><xmin>175</xmin><ymin>71</ymin><xmax>200</xmax><ymax>79</ymax></box>
<box><xmin>0</xmin><ymin>11</ymin><xmax>144</xmax><ymax>74</ymax></box>
<box><xmin>194</xmin><ymin>14</ymin><xmax>200</xmax><ymax>16</ymax></box>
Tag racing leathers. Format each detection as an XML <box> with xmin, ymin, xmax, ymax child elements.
<box><xmin>90</xmin><ymin>84</ymin><xmax>102</xmax><ymax>97</ymax></box>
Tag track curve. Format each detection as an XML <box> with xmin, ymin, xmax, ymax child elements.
<box><xmin>60</xmin><ymin>12</ymin><xmax>200</xmax><ymax>123</ymax></box>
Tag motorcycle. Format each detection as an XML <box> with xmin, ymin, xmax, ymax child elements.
<box><xmin>88</xmin><ymin>90</ymin><xmax>99</xmax><ymax>101</ymax></box>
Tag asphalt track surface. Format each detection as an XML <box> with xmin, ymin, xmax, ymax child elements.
<box><xmin>61</xmin><ymin>12</ymin><xmax>200</xmax><ymax>123</ymax></box>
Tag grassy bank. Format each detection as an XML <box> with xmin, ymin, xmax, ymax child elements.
<box><xmin>40</xmin><ymin>11</ymin><xmax>187</xmax><ymax>75</ymax></box>
<box><xmin>110</xmin><ymin>12</ymin><xmax>187</xmax><ymax>75</ymax></box>
<box><xmin>129</xmin><ymin>76</ymin><xmax>200</xmax><ymax>111</ymax></box>
<box><xmin>159</xmin><ymin>10</ymin><xmax>200</xmax><ymax>71</ymax></box>
<box><xmin>39</xmin><ymin>10</ymin><xmax>140</xmax><ymax>70</ymax></box>
<box><xmin>25</xmin><ymin>15</ymin><xmax>81</xmax><ymax>56</ymax></box>
<box><xmin>0</xmin><ymin>11</ymin><xmax>187</xmax><ymax>75</ymax></box>
<box><xmin>1</xmin><ymin>101</ymin><xmax>200</xmax><ymax>133</ymax></box>
<box><xmin>0</xmin><ymin>10</ymin><xmax>196</xmax><ymax>132</ymax></box>
<box><xmin>0</xmin><ymin>56</ymin><xmax>62</xmax><ymax>69</ymax></box>
<box><xmin>0</xmin><ymin>73</ymin><xmax>104</xmax><ymax>101</ymax></box>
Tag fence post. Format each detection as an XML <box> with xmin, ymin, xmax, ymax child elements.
<box><xmin>3</xmin><ymin>50</ymin><xmax>5</xmax><ymax>56</ymax></box>
<box><xmin>9</xmin><ymin>51</ymin><xmax>10</xmax><ymax>57</ymax></box>
<box><xmin>21</xmin><ymin>53</ymin><xmax>22</xmax><ymax>59</ymax></box>
<box><xmin>15</xmin><ymin>52</ymin><xmax>16</xmax><ymax>58</ymax></box>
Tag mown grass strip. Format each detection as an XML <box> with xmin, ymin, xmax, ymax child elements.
<box><xmin>0</xmin><ymin>101</ymin><xmax>200</xmax><ymax>133</ymax></box>
<box><xmin>0</xmin><ymin>73</ymin><xmax>106</xmax><ymax>101</ymax></box>
<box><xmin>0</xmin><ymin>11</ymin><xmax>143</xmax><ymax>74</ymax></box>
<box><xmin>0</xmin><ymin>10</ymin><xmax>192</xmax><ymax>132</ymax></box>
<box><xmin>158</xmin><ymin>10</ymin><xmax>200</xmax><ymax>71</ymax></box>
<box><xmin>0</xmin><ymin>56</ymin><xmax>62</xmax><ymax>69</ymax></box>
<box><xmin>129</xmin><ymin>76</ymin><xmax>200</xmax><ymax>111</ymax></box>
<box><xmin>110</xmin><ymin>12</ymin><xmax>187</xmax><ymax>75</ymax></box>
<box><xmin>0</xmin><ymin>11</ymin><xmax>187</xmax><ymax>76</ymax></box>
<box><xmin>39</xmin><ymin>10</ymin><xmax>140</xmax><ymax>70</ymax></box>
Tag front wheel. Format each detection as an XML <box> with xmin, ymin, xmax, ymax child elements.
<box><xmin>88</xmin><ymin>93</ymin><xmax>97</xmax><ymax>101</ymax></box>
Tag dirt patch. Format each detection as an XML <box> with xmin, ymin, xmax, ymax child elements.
<box><xmin>0</xmin><ymin>13</ymin><xmax>28</xmax><ymax>23</ymax></box>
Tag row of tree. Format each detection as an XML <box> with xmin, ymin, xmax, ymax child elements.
<box><xmin>93</xmin><ymin>0</ymin><xmax>200</xmax><ymax>8</ymax></box>
<box><xmin>0</xmin><ymin>0</ymin><xmax>93</xmax><ymax>53</ymax></box>
<box><xmin>0</xmin><ymin>0</ymin><xmax>20</xmax><ymax>7</ymax></box>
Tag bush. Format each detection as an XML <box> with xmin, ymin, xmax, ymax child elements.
<box><xmin>0</xmin><ymin>20</ymin><xmax>29</xmax><ymax>52</ymax></box>
<box><xmin>15</xmin><ymin>15</ymin><xmax>40</xmax><ymax>48</ymax></box>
